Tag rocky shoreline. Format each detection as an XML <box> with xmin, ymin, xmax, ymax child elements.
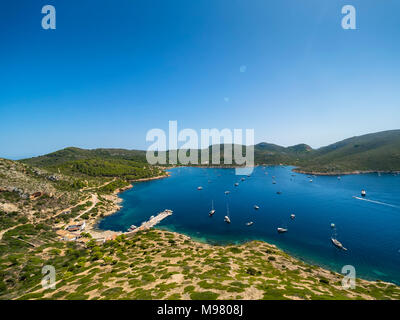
<box><xmin>86</xmin><ymin>172</ymin><xmax>171</xmax><ymax>239</ymax></box>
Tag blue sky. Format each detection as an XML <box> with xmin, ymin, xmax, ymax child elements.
<box><xmin>0</xmin><ymin>0</ymin><xmax>399</xmax><ymax>159</ymax></box>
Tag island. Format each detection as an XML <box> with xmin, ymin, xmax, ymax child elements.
<box><xmin>1</xmin><ymin>129</ymin><xmax>400</xmax><ymax>300</ymax></box>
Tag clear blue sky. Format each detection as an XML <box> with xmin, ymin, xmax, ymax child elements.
<box><xmin>1</xmin><ymin>0</ymin><xmax>399</xmax><ymax>159</ymax></box>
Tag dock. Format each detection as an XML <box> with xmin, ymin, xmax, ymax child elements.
<box><xmin>125</xmin><ymin>209</ymin><xmax>173</xmax><ymax>235</ymax></box>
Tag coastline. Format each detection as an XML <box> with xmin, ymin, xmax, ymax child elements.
<box><xmin>161</xmin><ymin>164</ymin><xmax>399</xmax><ymax>176</ymax></box>
<box><xmin>130</xmin><ymin>171</ymin><xmax>171</xmax><ymax>182</ymax></box>
<box><xmin>292</xmin><ymin>168</ymin><xmax>400</xmax><ymax>176</ymax></box>
<box><xmin>86</xmin><ymin>172</ymin><xmax>171</xmax><ymax>239</ymax></box>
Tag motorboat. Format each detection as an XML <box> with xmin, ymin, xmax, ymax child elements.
<box><xmin>127</xmin><ymin>225</ymin><xmax>137</xmax><ymax>232</ymax></box>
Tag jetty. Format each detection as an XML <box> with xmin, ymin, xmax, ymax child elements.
<box><xmin>125</xmin><ymin>209</ymin><xmax>173</xmax><ymax>235</ymax></box>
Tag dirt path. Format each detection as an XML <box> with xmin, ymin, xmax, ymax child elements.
<box><xmin>79</xmin><ymin>178</ymin><xmax>116</xmax><ymax>192</ymax></box>
<box><xmin>54</xmin><ymin>195</ymin><xmax>93</xmax><ymax>218</ymax></box>
<box><xmin>75</xmin><ymin>194</ymin><xmax>98</xmax><ymax>219</ymax></box>
<box><xmin>0</xmin><ymin>223</ymin><xmax>24</xmax><ymax>240</ymax></box>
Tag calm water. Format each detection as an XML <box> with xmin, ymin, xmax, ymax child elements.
<box><xmin>99</xmin><ymin>166</ymin><xmax>400</xmax><ymax>284</ymax></box>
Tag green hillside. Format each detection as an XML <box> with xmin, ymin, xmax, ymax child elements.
<box><xmin>20</xmin><ymin>130</ymin><xmax>400</xmax><ymax>174</ymax></box>
<box><xmin>21</xmin><ymin>148</ymin><xmax>164</xmax><ymax>181</ymax></box>
<box><xmin>21</xmin><ymin>147</ymin><xmax>148</xmax><ymax>167</ymax></box>
<box><xmin>253</xmin><ymin>130</ymin><xmax>400</xmax><ymax>173</ymax></box>
<box><xmin>296</xmin><ymin>130</ymin><xmax>400</xmax><ymax>173</ymax></box>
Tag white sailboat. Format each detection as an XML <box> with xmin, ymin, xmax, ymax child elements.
<box><xmin>209</xmin><ymin>200</ymin><xmax>215</xmax><ymax>216</ymax></box>
<box><xmin>224</xmin><ymin>203</ymin><xmax>231</xmax><ymax>224</ymax></box>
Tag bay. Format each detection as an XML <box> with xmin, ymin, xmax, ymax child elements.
<box><xmin>98</xmin><ymin>166</ymin><xmax>400</xmax><ymax>285</ymax></box>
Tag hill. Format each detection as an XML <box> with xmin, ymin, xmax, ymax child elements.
<box><xmin>295</xmin><ymin>130</ymin><xmax>400</xmax><ymax>173</ymax></box>
<box><xmin>20</xmin><ymin>130</ymin><xmax>400</xmax><ymax>174</ymax></box>
<box><xmin>21</xmin><ymin>147</ymin><xmax>165</xmax><ymax>181</ymax></box>
<box><xmin>247</xmin><ymin>130</ymin><xmax>400</xmax><ymax>173</ymax></box>
<box><xmin>21</xmin><ymin>147</ymin><xmax>148</xmax><ymax>167</ymax></box>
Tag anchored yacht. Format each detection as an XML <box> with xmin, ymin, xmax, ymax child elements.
<box><xmin>224</xmin><ymin>203</ymin><xmax>231</xmax><ymax>224</ymax></box>
<box><xmin>209</xmin><ymin>200</ymin><xmax>215</xmax><ymax>216</ymax></box>
<box><xmin>331</xmin><ymin>238</ymin><xmax>347</xmax><ymax>251</ymax></box>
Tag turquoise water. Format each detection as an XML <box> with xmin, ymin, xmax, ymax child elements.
<box><xmin>99</xmin><ymin>166</ymin><xmax>400</xmax><ymax>284</ymax></box>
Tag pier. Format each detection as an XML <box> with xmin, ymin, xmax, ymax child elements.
<box><xmin>125</xmin><ymin>209</ymin><xmax>173</xmax><ymax>235</ymax></box>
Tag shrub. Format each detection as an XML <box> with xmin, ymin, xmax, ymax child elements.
<box><xmin>246</xmin><ymin>267</ymin><xmax>261</xmax><ymax>276</ymax></box>
<box><xmin>190</xmin><ymin>291</ymin><xmax>219</xmax><ymax>300</ymax></box>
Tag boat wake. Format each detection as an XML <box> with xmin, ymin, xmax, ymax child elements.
<box><xmin>353</xmin><ymin>196</ymin><xmax>400</xmax><ymax>208</ymax></box>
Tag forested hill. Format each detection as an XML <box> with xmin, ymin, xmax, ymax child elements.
<box><xmin>295</xmin><ymin>130</ymin><xmax>400</xmax><ymax>173</ymax></box>
<box><xmin>20</xmin><ymin>147</ymin><xmax>162</xmax><ymax>181</ymax></box>
<box><xmin>20</xmin><ymin>130</ymin><xmax>400</xmax><ymax>175</ymax></box>
<box><xmin>21</xmin><ymin>147</ymin><xmax>148</xmax><ymax>167</ymax></box>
